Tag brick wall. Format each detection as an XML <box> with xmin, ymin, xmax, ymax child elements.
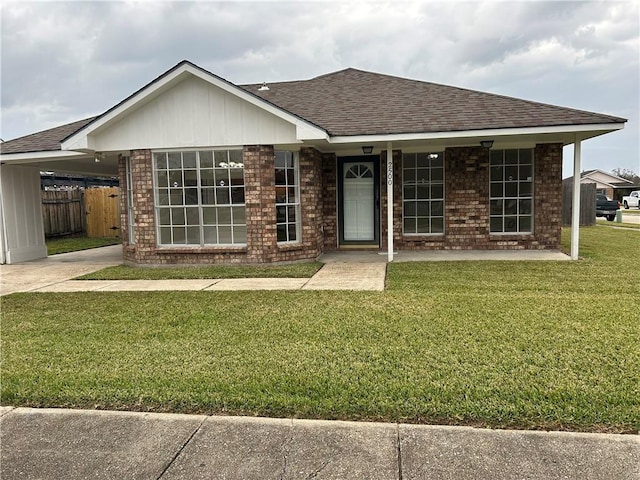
<box><xmin>392</xmin><ymin>144</ymin><xmax>563</xmax><ymax>250</ymax></box>
<box><xmin>321</xmin><ymin>153</ymin><xmax>338</xmax><ymax>249</ymax></box>
<box><xmin>120</xmin><ymin>143</ymin><xmax>563</xmax><ymax>265</ymax></box>
<box><xmin>121</xmin><ymin>146</ymin><xmax>325</xmax><ymax>265</ymax></box>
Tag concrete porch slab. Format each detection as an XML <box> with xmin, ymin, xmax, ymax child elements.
<box><xmin>394</xmin><ymin>249</ymin><xmax>571</xmax><ymax>262</ymax></box>
<box><xmin>320</xmin><ymin>249</ymin><xmax>570</xmax><ymax>263</ymax></box>
<box><xmin>161</xmin><ymin>416</ymin><xmax>399</xmax><ymax>480</ymax></box>
<box><xmin>204</xmin><ymin>278</ymin><xmax>308</xmax><ymax>291</ymax></box>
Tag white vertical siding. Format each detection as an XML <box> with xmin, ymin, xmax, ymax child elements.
<box><xmin>0</xmin><ymin>165</ymin><xmax>47</xmax><ymax>264</ymax></box>
<box><xmin>91</xmin><ymin>76</ymin><xmax>299</xmax><ymax>151</ymax></box>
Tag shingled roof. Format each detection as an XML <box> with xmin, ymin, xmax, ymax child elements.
<box><xmin>2</xmin><ymin>64</ymin><xmax>625</xmax><ymax>155</ymax></box>
<box><xmin>0</xmin><ymin>117</ymin><xmax>96</xmax><ymax>155</ymax></box>
<box><xmin>242</xmin><ymin>68</ymin><xmax>625</xmax><ymax>136</ymax></box>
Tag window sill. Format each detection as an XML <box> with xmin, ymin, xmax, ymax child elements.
<box><xmin>277</xmin><ymin>242</ymin><xmax>304</xmax><ymax>252</ymax></box>
<box><xmin>155</xmin><ymin>245</ymin><xmax>247</xmax><ymax>254</ymax></box>
<box><xmin>403</xmin><ymin>234</ymin><xmax>445</xmax><ymax>239</ymax></box>
<box><xmin>489</xmin><ymin>233</ymin><xmax>533</xmax><ymax>240</ymax></box>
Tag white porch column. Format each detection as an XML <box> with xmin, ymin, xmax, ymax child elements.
<box><xmin>386</xmin><ymin>142</ymin><xmax>394</xmax><ymax>262</ymax></box>
<box><xmin>571</xmin><ymin>137</ymin><xmax>582</xmax><ymax>260</ymax></box>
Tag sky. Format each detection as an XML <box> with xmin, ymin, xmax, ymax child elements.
<box><xmin>1</xmin><ymin>0</ymin><xmax>638</xmax><ymax>178</ymax></box>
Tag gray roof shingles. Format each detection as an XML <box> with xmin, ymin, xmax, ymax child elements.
<box><xmin>241</xmin><ymin>68</ymin><xmax>625</xmax><ymax>136</ymax></box>
<box><xmin>0</xmin><ymin>117</ymin><xmax>96</xmax><ymax>155</ymax></box>
<box><xmin>1</xmin><ymin>66</ymin><xmax>625</xmax><ymax>155</ymax></box>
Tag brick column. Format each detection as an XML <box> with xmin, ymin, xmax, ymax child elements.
<box><xmin>534</xmin><ymin>143</ymin><xmax>563</xmax><ymax>248</ymax></box>
<box><xmin>128</xmin><ymin>149</ymin><xmax>155</xmax><ymax>263</ymax></box>
<box><xmin>299</xmin><ymin>147</ymin><xmax>324</xmax><ymax>254</ymax></box>
<box><xmin>321</xmin><ymin>153</ymin><xmax>338</xmax><ymax>250</ymax></box>
<box><xmin>444</xmin><ymin>146</ymin><xmax>490</xmax><ymax>249</ymax></box>
<box><xmin>244</xmin><ymin>145</ymin><xmax>276</xmax><ymax>263</ymax></box>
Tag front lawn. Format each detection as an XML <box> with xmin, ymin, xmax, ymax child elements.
<box><xmin>2</xmin><ymin>227</ymin><xmax>638</xmax><ymax>433</ymax></box>
<box><xmin>46</xmin><ymin>236</ymin><xmax>121</xmax><ymax>255</ymax></box>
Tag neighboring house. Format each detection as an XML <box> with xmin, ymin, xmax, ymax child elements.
<box><xmin>0</xmin><ymin>61</ymin><xmax>627</xmax><ymax>264</ymax></box>
<box><xmin>566</xmin><ymin>169</ymin><xmax>635</xmax><ymax>200</ymax></box>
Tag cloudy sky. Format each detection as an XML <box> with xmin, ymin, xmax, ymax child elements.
<box><xmin>1</xmin><ymin>0</ymin><xmax>638</xmax><ymax>178</ymax></box>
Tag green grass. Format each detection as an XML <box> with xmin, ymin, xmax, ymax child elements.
<box><xmin>46</xmin><ymin>236</ymin><xmax>121</xmax><ymax>255</ymax></box>
<box><xmin>78</xmin><ymin>262</ymin><xmax>323</xmax><ymax>280</ymax></box>
<box><xmin>620</xmin><ymin>208</ymin><xmax>640</xmax><ymax>215</ymax></box>
<box><xmin>3</xmin><ymin>227</ymin><xmax>638</xmax><ymax>433</ymax></box>
<box><xmin>595</xmin><ymin>219</ymin><xmax>640</xmax><ymax>229</ymax></box>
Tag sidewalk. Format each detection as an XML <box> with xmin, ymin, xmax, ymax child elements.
<box><xmin>1</xmin><ymin>407</ymin><xmax>638</xmax><ymax>479</ymax></box>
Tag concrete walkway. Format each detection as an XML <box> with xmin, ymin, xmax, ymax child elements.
<box><xmin>1</xmin><ymin>407</ymin><xmax>638</xmax><ymax>480</ymax></box>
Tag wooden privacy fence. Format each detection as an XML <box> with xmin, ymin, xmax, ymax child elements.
<box><xmin>562</xmin><ymin>180</ymin><xmax>596</xmax><ymax>226</ymax></box>
<box><xmin>41</xmin><ymin>190</ymin><xmax>85</xmax><ymax>237</ymax></box>
<box><xmin>41</xmin><ymin>187</ymin><xmax>121</xmax><ymax>238</ymax></box>
<box><xmin>85</xmin><ymin>187</ymin><xmax>121</xmax><ymax>238</ymax></box>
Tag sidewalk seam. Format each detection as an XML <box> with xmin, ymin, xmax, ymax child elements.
<box><xmin>396</xmin><ymin>424</ymin><xmax>403</xmax><ymax>480</ymax></box>
<box><xmin>156</xmin><ymin>415</ymin><xmax>207</xmax><ymax>479</ymax></box>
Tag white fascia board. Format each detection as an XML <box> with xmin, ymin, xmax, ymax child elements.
<box><xmin>327</xmin><ymin>123</ymin><xmax>626</xmax><ymax>144</ymax></box>
<box><xmin>0</xmin><ymin>150</ymin><xmax>90</xmax><ymax>163</ymax></box>
<box><xmin>581</xmin><ymin>177</ymin><xmax>616</xmax><ymax>188</ymax></box>
<box><xmin>583</xmin><ymin>169</ymin><xmax>633</xmax><ymax>185</ymax></box>
<box><xmin>62</xmin><ymin>64</ymin><xmax>328</xmax><ymax>150</ymax></box>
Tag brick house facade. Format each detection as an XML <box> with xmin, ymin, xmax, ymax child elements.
<box><xmin>118</xmin><ymin>142</ymin><xmax>563</xmax><ymax>265</ymax></box>
<box><xmin>1</xmin><ymin>60</ymin><xmax>624</xmax><ymax>265</ymax></box>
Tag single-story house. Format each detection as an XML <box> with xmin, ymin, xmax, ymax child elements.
<box><xmin>0</xmin><ymin>61</ymin><xmax>626</xmax><ymax>264</ymax></box>
<box><xmin>570</xmin><ymin>169</ymin><xmax>635</xmax><ymax>200</ymax></box>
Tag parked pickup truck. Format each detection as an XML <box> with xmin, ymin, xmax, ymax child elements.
<box><xmin>622</xmin><ymin>191</ymin><xmax>640</xmax><ymax>209</ymax></box>
<box><xmin>596</xmin><ymin>194</ymin><xmax>620</xmax><ymax>221</ymax></box>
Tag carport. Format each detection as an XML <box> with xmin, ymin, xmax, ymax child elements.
<box><xmin>0</xmin><ymin>118</ymin><xmax>119</xmax><ymax>264</ymax></box>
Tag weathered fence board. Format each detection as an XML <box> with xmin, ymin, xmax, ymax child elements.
<box><xmin>85</xmin><ymin>187</ymin><xmax>121</xmax><ymax>238</ymax></box>
<box><xmin>562</xmin><ymin>180</ymin><xmax>596</xmax><ymax>226</ymax></box>
<box><xmin>41</xmin><ymin>190</ymin><xmax>85</xmax><ymax>237</ymax></box>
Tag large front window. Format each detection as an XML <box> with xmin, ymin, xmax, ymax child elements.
<box><xmin>489</xmin><ymin>149</ymin><xmax>533</xmax><ymax>233</ymax></box>
<box><xmin>402</xmin><ymin>152</ymin><xmax>444</xmax><ymax>235</ymax></box>
<box><xmin>275</xmin><ymin>151</ymin><xmax>300</xmax><ymax>243</ymax></box>
<box><xmin>154</xmin><ymin>150</ymin><xmax>246</xmax><ymax>246</ymax></box>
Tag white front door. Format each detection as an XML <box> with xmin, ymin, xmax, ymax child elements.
<box><xmin>343</xmin><ymin>162</ymin><xmax>375</xmax><ymax>241</ymax></box>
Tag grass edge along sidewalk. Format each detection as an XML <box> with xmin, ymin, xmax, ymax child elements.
<box><xmin>3</xmin><ymin>227</ymin><xmax>639</xmax><ymax>434</ymax></box>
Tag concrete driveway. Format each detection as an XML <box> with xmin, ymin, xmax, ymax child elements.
<box><xmin>0</xmin><ymin>245</ymin><xmax>123</xmax><ymax>296</ymax></box>
<box><xmin>620</xmin><ymin>211</ymin><xmax>640</xmax><ymax>224</ymax></box>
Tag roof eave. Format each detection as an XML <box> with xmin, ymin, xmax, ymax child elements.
<box><xmin>326</xmin><ymin>122</ymin><xmax>625</xmax><ymax>144</ymax></box>
<box><xmin>0</xmin><ymin>150</ymin><xmax>91</xmax><ymax>162</ymax></box>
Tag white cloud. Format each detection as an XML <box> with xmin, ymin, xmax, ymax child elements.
<box><xmin>1</xmin><ymin>0</ymin><xmax>638</xmax><ymax>175</ymax></box>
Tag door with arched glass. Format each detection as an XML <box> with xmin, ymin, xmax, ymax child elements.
<box><xmin>339</xmin><ymin>159</ymin><xmax>380</xmax><ymax>245</ymax></box>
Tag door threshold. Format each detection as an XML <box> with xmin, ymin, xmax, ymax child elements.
<box><xmin>338</xmin><ymin>245</ymin><xmax>380</xmax><ymax>250</ymax></box>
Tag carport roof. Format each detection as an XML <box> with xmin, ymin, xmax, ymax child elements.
<box><xmin>0</xmin><ymin>117</ymin><xmax>96</xmax><ymax>155</ymax></box>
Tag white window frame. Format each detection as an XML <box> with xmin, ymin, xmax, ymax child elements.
<box><xmin>125</xmin><ymin>156</ymin><xmax>135</xmax><ymax>245</ymax></box>
<box><xmin>489</xmin><ymin>148</ymin><xmax>534</xmax><ymax>235</ymax></box>
<box><xmin>153</xmin><ymin>149</ymin><xmax>247</xmax><ymax>246</ymax></box>
<box><xmin>275</xmin><ymin>151</ymin><xmax>301</xmax><ymax>244</ymax></box>
<box><xmin>402</xmin><ymin>152</ymin><xmax>445</xmax><ymax>236</ymax></box>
